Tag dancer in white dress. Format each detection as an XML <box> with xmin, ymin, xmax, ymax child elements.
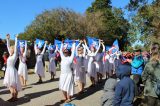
<box><xmin>48</xmin><ymin>44</ymin><xmax>58</xmax><ymax>80</ymax></box>
<box><xmin>3</xmin><ymin>34</ymin><xmax>22</xmax><ymax>102</ymax></box>
<box><xmin>74</xmin><ymin>40</ymin><xmax>86</xmax><ymax>93</ymax></box>
<box><xmin>84</xmin><ymin>39</ymin><xmax>101</xmax><ymax>87</ymax></box>
<box><xmin>108</xmin><ymin>54</ymin><xmax>115</xmax><ymax>77</ymax></box>
<box><xmin>18</xmin><ymin>40</ymin><xmax>28</xmax><ymax>86</ymax></box>
<box><xmin>103</xmin><ymin>51</ymin><xmax>110</xmax><ymax>79</ymax></box>
<box><xmin>59</xmin><ymin>42</ymin><xmax>75</xmax><ymax>103</ymax></box>
<box><xmin>95</xmin><ymin>42</ymin><xmax>105</xmax><ymax>83</ymax></box>
<box><xmin>34</xmin><ymin>41</ymin><xmax>47</xmax><ymax>83</ymax></box>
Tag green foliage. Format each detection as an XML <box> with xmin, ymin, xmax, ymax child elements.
<box><xmin>19</xmin><ymin>0</ymin><xmax>130</xmax><ymax>49</ymax></box>
<box><xmin>128</xmin><ymin>0</ymin><xmax>160</xmax><ymax>50</ymax></box>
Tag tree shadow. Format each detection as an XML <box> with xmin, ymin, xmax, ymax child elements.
<box><xmin>73</xmin><ymin>80</ymin><xmax>105</xmax><ymax>100</ymax></box>
<box><xmin>0</xmin><ymin>86</ymin><xmax>33</xmax><ymax>95</ymax></box>
<box><xmin>0</xmin><ymin>89</ymin><xmax>10</xmax><ymax>95</ymax></box>
<box><xmin>45</xmin><ymin>101</ymin><xmax>63</xmax><ymax>106</ymax></box>
<box><xmin>0</xmin><ymin>86</ymin><xmax>6</xmax><ymax>90</ymax></box>
<box><xmin>0</xmin><ymin>88</ymin><xmax>59</xmax><ymax>106</ymax></box>
<box><xmin>31</xmin><ymin>78</ymin><xmax>59</xmax><ymax>85</ymax></box>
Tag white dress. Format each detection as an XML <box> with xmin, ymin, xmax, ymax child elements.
<box><xmin>103</xmin><ymin>53</ymin><xmax>110</xmax><ymax>73</ymax></box>
<box><xmin>95</xmin><ymin>53</ymin><xmax>104</xmax><ymax>75</ymax></box>
<box><xmin>85</xmin><ymin>42</ymin><xmax>100</xmax><ymax>80</ymax></box>
<box><xmin>48</xmin><ymin>50</ymin><xmax>57</xmax><ymax>75</ymax></box>
<box><xmin>34</xmin><ymin>43</ymin><xmax>46</xmax><ymax>78</ymax></box>
<box><xmin>59</xmin><ymin>43</ymin><xmax>76</xmax><ymax>96</ymax></box>
<box><xmin>74</xmin><ymin>43</ymin><xmax>86</xmax><ymax>84</ymax></box>
<box><xmin>3</xmin><ymin>37</ymin><xmax>22</xmax><ymax>91</ymax></box>
<box><xmin>108</xmin><ymin>55</ymin><xmax>115</xmax><ymax>74</ymax></box>
<box><xmin>18</xmin><ymin>41</ymin><xmax>28</xmax><ymax>80</ymax></box>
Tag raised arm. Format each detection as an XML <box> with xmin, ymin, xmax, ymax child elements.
<box><xmin>84</xmin><ymin>40</ymin><xmax>91</xmax><ymax>54</ymax></box>
<box><xmin>41</xmin><ymin>42</ymin><xmax>47</xmax><ymax>55</ymax></box>
<box><xmin>6</xmin><ymin>34</ymin><xmax>11</xmax><ymax>55</ymax></box>
<box><xmin>70</xmin><ymin>43</ymin><xmax>76</xmax><ymax>61</ymax></box>
<box><xmin>102</xmin><ymin>42</ymin><xmax>105</xmax><ymax>52</ymax></box>
<box><xmin>54</xmin><ymin>45</ymin><xmax>58</xmax><ymax>53</ymax></box>
<box><xmin>13</xmin><ymin>35</ymin><xmax>18</xmax><ymax>58</ymax></box>
<box><xmin>94</xmin><ymin>40</ymin><xmax>101</xmax><ymax>56</ymax></box>
<box><xmin>76</xmin><ymin>42</ymin><xmax>81</xmax><ymax>56</ymax></box>
<box><xmin>23</xmin><ymin>41</ymin><xmax>27</xmax><ymax>57</ymax></box>
<box><xmin>60</xmin><ymin>43</ymin><xmax>64</xmax><ymax>58</ymax></box>
<box><xmin>82</xmin><ymin>44</ymin><xmax>86</xmax><ymax>57</ymax></box>
<box><xmin>34</xmin><ymin>43</ymin><xmax>38</xmax><ymax>55</ymax></box>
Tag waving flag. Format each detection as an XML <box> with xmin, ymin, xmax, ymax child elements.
<box><xmin>105</xmin><ymin>46</ymin><xmax>111</xmax><ymax>51</ymax></box>
<box><xmin>87</xmin><ymin>36</ymin><xmax>99</xmax><ymax>49</ymax></box>
<box><xmin>64</xmin><ymin>38</ymin><xmax>79</xmax><ymax>50</ymax></box>
<box><xmin>108</xmin><ymin>39</ymin><xmax>119</xmax><ymax>54</ymax></box>
<box><xmin>18</xmin><ymin>40</ymin><xmax>26</xmax><ymax>48</ymax></box>
<box><xmin>113</xmin><ymin>39</ymin><xmax>119</xmax><ymax>51</ymax></box>
<box><xmin>54</xmin><ymin>39</ymin><xmax>62</xmax><ymax>49</ymax></box>
<box><xmin>48</xmin><ymin>45</ymin><xmax>56</xmax><ymax>51</ymax></box>
<box><xmin>18</xmin><ymin>40</ymin><xmax>26</xmax><ymax>53</ymax></box>
<box><xmin>36</xmin><ymin>39</ymin><xmax>45</xmax><ymax>48</ymax></box>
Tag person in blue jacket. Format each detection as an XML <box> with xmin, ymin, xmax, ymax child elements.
<box><xmin>127</xmin><ymin>49</ymin><xmax>144</xmax><ymax>96</ymax></box>
<box><xmin>113</xmin><ymin>61</ymin><xmax>135</xmax><ymax>106</ymax></box>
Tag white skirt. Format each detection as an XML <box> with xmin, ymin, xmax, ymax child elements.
<box><xmin>59</xmin><ymin>73</ymin><xmax>74</xmax><ymax>96</ymax></box>
<box><xmin>103</xmin><ymin>60</ymin><xmax>109</xmax><ymax>73</ymax></box>
<box><xmin>3</xmin><ymin>67</ymin><xmax>22</xmax><ymax>91</ymax></box>
<box><xmin>95</xmin><ymin>62</ymin><xmax>104</xmax><ymax>75</ymax></box>
<box><xmin>18</xmin><ymin>62</ymin><xmax>28</xmax><ymax>80</ymax></box>
<box><xmin>75</xmin><ymin>67</ymin><xmax>86</xmax><ymax>84</ymax></box>
<box><xmin>48</xmin><ymin>61</ymin><xmax>56</xmax><ymax>75</ymax></box>
<box><xmin>35</xmin><ymin>61</ymin><xmax>45</xmax><ymax>78</ymax></box>
<box><xmin>87</xmin><ymin>62</ymin><xmax>97</xmax><ymax>80</ymax></box>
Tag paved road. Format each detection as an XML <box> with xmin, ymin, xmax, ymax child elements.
<box><xmin>0</xmin><ymin>70</ymin><xmax>104</xmax><ymax>106</ymax></box>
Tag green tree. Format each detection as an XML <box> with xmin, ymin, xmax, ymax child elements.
<box><xmin>86</xmin><ymin>0</ymin><xmax>129</xmax><ymax>49</ymax></box>
<box><xmin>127</xmin><ymin>0</ymin><xmax>160</xmax><ymax>50</ymax></box>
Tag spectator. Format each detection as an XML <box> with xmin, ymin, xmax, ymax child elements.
<box><xmin>113</xmin><ymin>60</ymin><xmax>135</xmax><ymax>106</ymax></box>
<box><xmin>142</xmin><ymin>43</ymin><xmax>160</xmax><ymax>106</ymax></box>
<box><xmin>128</xmin><ymin>49</ymin><xmax>144</xmax><ymax>96</ymax></box>
<box><xmin>2</xmin><ymin>52</ymin><xmax>8</xmax><ymax>78</ymax></box>
<box><xmin>101</xmin><ymin>77</ymin><xmax>117</xmax><ymax>106</ymax></box>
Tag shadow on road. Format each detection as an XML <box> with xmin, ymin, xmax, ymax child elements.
<box><xmin>31</xmin><ymin>78</ymin><xmax>59</xmax><ymax>85</ymax></box>
<box><xmin>73</xmin><ymin>79</ymin><xmax>105</xmax><ymax>100</ymax></box>
<box><xmin>0</xmin><ymin>88</ymin><xmax>59</xmax><ymax>106</ymax></box>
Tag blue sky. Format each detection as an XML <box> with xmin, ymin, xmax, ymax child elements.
<box><xmin>0</xmin><ymin>0</ymin><xmax>129</xmax><ymax>39</ymax></box>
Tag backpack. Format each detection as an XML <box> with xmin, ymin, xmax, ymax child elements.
<box><xmin>154</xmin><ymin>79</ymin><xmax>160</xmax><ymax>98</ymax></box>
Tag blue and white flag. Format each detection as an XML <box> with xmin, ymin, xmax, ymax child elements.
<box><xmin>48</xmin><ymin>45</ymin><xmax>56</xmax><ymax>51</ymax></box>
<box><xmin>54</xmin><ymin>39</ymin><xmax>62</xmax><ymax>49</ymax></box>
<box><xmin>64</xmin><ymin>38</ymin><xmax>79</xmax><ymax>50</ymax></box>
<box><xmin>105</xmin><ymin>46</ymin><xmax>111</xmax><ymax>51</ymax></box>
<box><xmin>87</xmin><ymin>36</ymin><xmax>99</xmax><ymax>49</ymax></box>
<box><xmin>113</xmin><ymin>39</ymin><xmax>119</xmax><ymax>51</ymax></box>
<box><xmin>36</xmin><ymin>39</ymin><xmax>45</xmax><ymax>48</ymax></box>
<box><xmin>108</xmin><ymin>39</ymin><xmax>119</xmax><ymax>54</ymax></box>
<box><xmin>18</xmin><ymin>40</ymin><xmax>26</xmax><ymax>48</ymax></box>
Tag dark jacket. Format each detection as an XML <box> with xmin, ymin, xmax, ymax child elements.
<box><xmin>114</xmin><ymin>64</ymin><xmax>135</xmax><ymax>106</ymax></box>
<box><xmin>101</xmin><ymin>78</ymin><xmax>117</xmax><ymax>106</ymax></box>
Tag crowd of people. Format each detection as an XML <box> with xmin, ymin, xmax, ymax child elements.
<box><xmin>0</xmin><ymin>34</ymin><xmax>160</xmax><ymax>106</ymax></box>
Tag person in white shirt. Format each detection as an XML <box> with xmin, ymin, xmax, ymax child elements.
<box><xmin>59</xmin><ymin>42</ymin><xmax>76</xmax><ymax>103</ymax></box>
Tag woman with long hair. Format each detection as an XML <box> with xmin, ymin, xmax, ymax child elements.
<box><xmin>3</xmin><ymin>34</ymin><xmax>22</xmax><ymax>102</ymax></box>
<box><xmin>34</xmin><ymin>40</ymin><xmax>47</xmax><ymax>83</ymax></box>
<box><xmin>18</xmin><ymin>40</ymin><xmax>28</xmax><ymax>86</ymax></box>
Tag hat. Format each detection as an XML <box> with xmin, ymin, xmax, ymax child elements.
<box><xmin>134</xmin><ymin>49</ymin><xmax>141</xmax><ymax>52</ymax></box>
